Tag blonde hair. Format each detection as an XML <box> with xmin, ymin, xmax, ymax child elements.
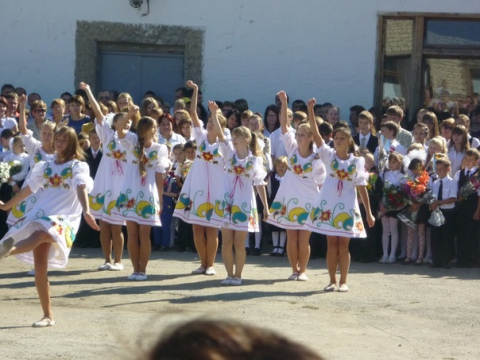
<box><xmin>54</xmin><ymin>126</ymin><xmax>85</xmax><ymax>162</ymax></box>
<box><xmin>140</xmin><ymin>97</ymin><xmax>159</xmax><ymax>117</ymax></box>
<box><xmin>296</xmin><ymin>123</ymin><xmax>314</xmax><ymax>151</ymax></box>
<box><xmin>274</xmin><ymin>156</ymin><xmax>288</xmax><ymax>170</ymax></box>
<box><xmin>232</xmin><ymin>126</ymin><xmax>260</xmax><ymax>156</ymax></box>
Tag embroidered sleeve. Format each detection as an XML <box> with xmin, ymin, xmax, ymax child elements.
<box><xmin>316</xmin><ymin>143</ymin><xmax>335</xmax><ymax>164</ymax></box>
<box><xmin>72</xmin><ymin>161</ymin><xmax>94</xmax><ymax>192</ymax></box>
<box><xmin>95</xmin><ymin>119</ymin><xmax>114</xmax><ymax>145</ymax></box>
<box><xmin>25</xmin><ymin>161</ymin><xmax>47</xmax><ymax>193</ymax></box>
<box><xmin>252</xmin><ymin>156</ymin><xmax>268</xmax><ymax>186</ymax></box>
<box><xmin>21</xmin><ymin>130</ymin><xmax>41</xmax><ymax>156</ymax></box>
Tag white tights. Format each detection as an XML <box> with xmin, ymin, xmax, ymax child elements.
<box><xmin>381</xmin><ymin>216</ymin><xmax>399</xmax><ymax>258</ymax></box>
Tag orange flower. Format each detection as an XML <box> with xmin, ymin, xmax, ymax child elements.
<box><xmin>126</xmin><ymin>198</ymin><xmax>135</xmax><ymax>209</ymax></box>
<box><xmin>293</xmin><ymin>164</ymin><xmax>303</xmax><ymax>175</ymax></box>
<box><xmin>320</xmin><ymin>210</ymin><xmax>332</xmax><ymax>222</ymax></box>
<box><xmin>249</xmin><ymin>216</ymin><xmax>255</xmax><ymax>227</ymax></box>
<box><xmin>112</xmin><ymin>150</ymin><xmax>124</xmax><ymax>160</ymax></box>
<box><xmin>233</xmin><ymin>165</ymin><xmax>245</xmax><ymax>175</ymax></box>
<box><xmin>336</xmin><ymin>169</ymin><xmax>349</xmax><ymax>180</ymax></box>
<box><xmin>356</xmin><ymin>222</ymin><xmax>364</xmax><ymax>231</ymax></box>
<box><xmin>280</xmin><ymin>205</ymin><xmax>287</xmax><ymax>216</ymax></box>
<box><xmin>49</xmin><ymin>174</ymin><xmax>63</xmax><ymax>188</ymax></box>
<box><xmin>202</xmin><ymin>152</ymin><xmax>214</xmax><ymax>161</ymax></box>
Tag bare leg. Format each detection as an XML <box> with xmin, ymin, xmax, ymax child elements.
<box><xmin>138</xmin><ymin>225</ymin><xmax>151</xmax><ymax>273</ymax></box>
<box><xmin>338</xmin><ymin>237</ymin><xmax>351</xmax><ymax>285</ymax></box>
<box><xmin>126</xmin><ymin>221</ymin><xmax>139</xmax><ymax>273</ymax></box>
<box><xmin>286</xmin><ymin>229</ymin><xmax>299</xmax><ymax>273</ymax></box>
<box><xmin>33</xmin><ymin>242</ymin><xmax>53</xmax><ymax>320</ymax></box>
<box><xmin>221</xmin><ymin>228</ymin><xmax>234</xmax><ymax>277</ymax></box>
<box><xmin>205</xmin><ymin>227</ymin><xmax>218</xmax><ymax>268</ymax></box>
<box><xmin>297</xmin><ymin>230</ymin><xmax>311</xmax><ymax>274</ymax></box>
<box><xmin>99</xmin><ymin>220</ymin><xmax>112</xmax><ymax>263</ymax></box>
<box><xmin>193</xmin><ymin>224</ymin><xmax>208</xmax><ymax>269</ymax></box>
<box><xmin>233</xmin><ymin>230</ymin><xmax>247</xmax><ymax>278</ymax></box>
<box><xmin>9</xmin><ymin>231</ymin><xmax>55</xmax><ymax>256</ymax></box>
<box><xmin>111</xmin><ymin>224</ymin><xmax>124</xmax><ymax>264</ymax></box>
<box><xmin>326</xmin><ymin>236</ymin><xmax>339</xmax><ymax>285</ymax></box>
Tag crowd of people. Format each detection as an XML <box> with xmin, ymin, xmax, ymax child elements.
<box><xmin>0</xmin><ymin>79</ymin><xmax>479</xmax><ymax>327</ymax></box>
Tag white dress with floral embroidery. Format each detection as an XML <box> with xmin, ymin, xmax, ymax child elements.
<box><xmin>306</xmin><ymin>144</ymin><xmax>368</xmax><ymax>238</ymax></box>
<box><xmin>7</xmin><ymin>130</ymin><xmax>56</xmax><ymax>226</ymax></box>
<box><xmin>211</xmin><ymin>142</ymin><xmax>267</xmax><ymax>232</ymax></box>
<box><xmin>267</xmin><ymin>132</ymin><xmax>326</xmax><ymax>230</ymax></box>
<box><xmin>173</xmin><ymin>127</ymin><xmax>225</xmax><ymax>227</ymax></box>
<box><xmin>112</xmin><ymin>132</ymin><xmax>169</xmax><ymax>226</ymax></box>
<box><xmin>88</xmin><ymin>119</ymin><xmax>127</xmax><ymax>224</ymax></box>
<box><xmin>0</xmin><ymin>160</ymin><xmax>93</xmax><ymax>268</ymax></box>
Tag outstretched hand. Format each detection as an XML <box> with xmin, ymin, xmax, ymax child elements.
<box><xmin>277</xmin><ymin>91</ymin><xmax>287</xmax><ymax>104</ymax></box>
<box><xmin>208</xmin><ymin>101</ymin><xmax>218</xmax><ymax>112</ymax></box>
<box><xmin>128</xmin><ymin>104</ymin><xmax>139</xmax><ymax>115</ymax></box>
<box><xmin>307</xmin><ymin>98</ymin><xmax>316</xmax><ymax>109</ymax></box>
<box><xmin>84</xmin><ymin>212</ymin><xmax>100</xmax><ymax>231</ymax></box>
<box><xmin>186</xmin><ymin>80</ymin><xmax>198</xmax><ymax>89</ymax></box>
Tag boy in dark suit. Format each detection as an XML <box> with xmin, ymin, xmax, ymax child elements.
<box><xmin>75</xmin><ymin>129</ymin><xmax>102</xmax><ymax>248</ymax></box>
<box><xmin>353</xmin><ymin>111</ymin><xmax>378</xmax><ymax>154</ymax></box>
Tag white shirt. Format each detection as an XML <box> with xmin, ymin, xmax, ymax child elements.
<box><xmin>468</xmin><ymin>135</ymin><xmax>480</xmax><ymax>149</ymax></box>
<box><xmin>447</xmin><ymin>146</ymin><xmax>465</xmax><ymax>177</ymax></box>
<box><xmin>380</xmin><ymin>169</ymin><xmax>407</xmax><ymax>187</ymax></box>
<box><xmin>270</xmin><ymin>127</ymin><xmax>295</xmax><ymax>159</ymax></box>
<box><xmin>430</xmin><ymin>175</ymin><xmax>457</xmax><ymax>209</ymax></box>
<box><xmin>3</xmin><ymin>152</ymin><xmax>30</xmax><ymax>182</ymax></box>
<box><xmin>374</xmin><ymin>139</ymin><xmax>406</xmax><ymax>167</ymax></box>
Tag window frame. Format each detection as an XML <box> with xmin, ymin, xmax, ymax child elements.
<box><xmin>374</xmin><ymin>13</ymin><xmax>480</xmax><ymax>124</ymax></box>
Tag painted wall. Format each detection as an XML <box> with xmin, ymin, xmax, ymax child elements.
<box><xmin>1</xmin><ymin>0</ymin><xmax>479</xmax><ymax>116</ymax></box>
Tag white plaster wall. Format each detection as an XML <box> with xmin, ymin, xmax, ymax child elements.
<box><xmin>0</xmin><ymin>0</ymin><xmax>479</xmax><ymax>116</ymax></box>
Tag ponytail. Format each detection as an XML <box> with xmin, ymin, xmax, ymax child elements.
<box><xmin>138</xmin><ymin>136</ymin><xmax>147</xmax><ymax>178</ymax></box>
<box><xmin>250</xmin><ymin>131</ymin><xmax>260</xmax><ymax>156</ymax></box>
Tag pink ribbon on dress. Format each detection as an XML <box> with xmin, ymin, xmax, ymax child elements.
<box><xmin>141</xmin><ymin>176</ymin><xmax>146</xmax><ymax>186</ymax></box>
<box><xmin>337</xmin><ymin>180</ymin><xmax>344</xmax><ymax>197</ymax></box>
<box><xmin>229</xmin><ymin>175</ymin><xmax>244</xmax><ymax>199</ymax></box>
<box><xmin>112</xmin><ymin>160</ymin><xmax>124</xmax><ymax>176</ymax></box>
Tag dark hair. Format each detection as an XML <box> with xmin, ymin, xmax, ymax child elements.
<box><xmin>319</xmin><ymin>121</ymin><xmax>333</xmax><ymax>136</ymax></box>
<box><xmin>222</xmin><ymin>101</ymin><xmax>235</xmax><ymax>110</ymax></box>
<box><xmin>74</xmin><ymin>88</ymin><xmax>88</xmax><ymax>104</ymax></box>
<box><xmin>147</xmin><ymin>319</ymin><xmax>324</xmax><ymax>360</ymax></box>
<box><xmin>465</xmin><ymin>148</ymin><xmax>480</xmax><ymax>159</ymax></box>
<box><xmin>225</xmin><ymin>109</ymin><xmax>241</xmax><ymax>130</ymax></box>
<box><xmin>349</xmin><ymin>105</ymin><xmax>365</xmax><ymax>117</ymax></box>
<box><xmin>60</xmin><ymin>91</ymin><xmax>72</xmax><ymax>99</ymax></box>
<box><xmin>143</xmin><ymin>90</ymin><xmax>156</xmax><ymax>98</ymax></box>
<box><xmin>184</xmin><ymin>140</ymin><xmax>197</xmax><ymax>150</ymax></box>
<box><xmin>0</xmin><ymin>128</ymin><xmax>14</xmax><ymax>139</ymax></box>
<box><xmin>333</xmin><ymin>120</ymin><xmax>349</xmax><ymax>131</ymax></box>
<box><xmin>234</xmin><ymin>99</ymin><xmax>249</xmax><ymax>113</ymax></box>
<box><xmin>175</xmin><ymin>87</ymin><xmax>188</xmax><ymax>97</ymax></box>
<box><xmin>1</xmin><ymin>84</ymin><xmax>14</xmax><ymax>93</ymax></box>
<box><xmin>292</xmin><ymin>99</ymin><xmax>306</xmax><ymax>107</ymax></box>
<box><xmin>408</xmin><ymin>158</ymin><xmax>425</xmax><ymax>172</ymax></box>
<box><xmin>263</xmin><ymin>104</ymin><xmax>280</xmax><ymax>131</ymax></box>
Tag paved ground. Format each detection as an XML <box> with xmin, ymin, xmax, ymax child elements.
<box><xmin>0</xmin><ymin>248</ymin><xmax>479</xmax><ymax>360</ymax></box>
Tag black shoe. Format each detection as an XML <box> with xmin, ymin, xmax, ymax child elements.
<box><xmin>270</xmin><ymin>246</ymin><xmax>279</xmax><ymax>256</ymax></box>
<box><xmin>277</xmin><ymin>247</ymin><xmax>285</xmax><ymax>257</ymax></box>
<box><xmin>245</xmin><ymin>247</ymin><xmax>251</xmax><ymax>256</ymax></box>
<box><xmin>253</xmin><ymin>248</ymin><xmax>261</xmax><ymax>256</ymax></box>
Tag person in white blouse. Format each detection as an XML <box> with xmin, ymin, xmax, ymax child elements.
<box><xmin>447</xmin><ymin>125</ymin><xmax>469</xmax><ymax>177</ymax></box>
<box><xmin>270</xmin><ymin>108</ymin><xmax>294</xmax><ymax>161</ymax></box>
<box><xmin>157</xmin><ymin>113</ymin><xmax>186</xmax><ymax>152</ymax></box>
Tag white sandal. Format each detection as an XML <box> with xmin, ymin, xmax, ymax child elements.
<box><xmin>32</xmin><ymin>317</ymin><xmax>55</xmax><ymax>327</ymax></box>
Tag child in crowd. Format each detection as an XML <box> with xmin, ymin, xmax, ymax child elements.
<box><xmin>354</xmin><ymin>111</ymin><xmax>378</xmax><ymax>154</ymax></box>
<box><xmin>149</xmin><ymin>108</ymin><xmax>163</xmax><ymax>123</ymax></box>
<box><xmin>453</xmin><ymin>148</ymin><xmax>480</xmax><ymax>268</ymax></box>
<box><xmin>429</xmin><ymin>156</ymin><xmax>457</xmax><ymax>269</ymax></box>
<box><xmin>3</xmin><ymin>136</ymin><xmax>31</xmax><ymax>193</ymax></box>
<box><xmin>421</xmin><ymin>111</ymin><xmax>439</xmax><ymax>143</ymax></box>
<box><xmin>174</xmin><ymin>141</ymin><xmax>195</xmax><ymax>252</ymax></box>
<box><xmin>179</xmin><ymin>118</ymin><xmax>194</xmax><ymax>141</ymax></box>
<box><xmin>154</xmin><ymin>144</ymin><xmax>179</xmax><ymax>252</ymax></box>
<box><xmin>402</xmin><ymin>158</ymin><xmax>429</xmax><ymax>266</ymax></box>
<box><xmin>0</xmin><ymin>128</ymin><xmax>14</xmax><ymax>161</ymax></box>
<box><xmin>374</xmin><ymin>121</ymin><xmax>406</xmax><ymax>167</ymax></box>
<box><xmin>412</xmin><ymin>123</ymin><xmax>429</xmax><ymax>151</ymax></box>
<box><xmin>292</xmin><ymin>111</ymin><xmax>307</xmax><ymax>130</ymax></box>
<box><xmin>455</xmin><ymin>114</ymin><xmax>480</xmax><ymax>148</ymax></box>
<box><xmin>426</xmin><ymin>136</ymin><xmax>448</xmax><ymax>174</ymax></box>
<box><xmin>439</xmin><ymin>118</ymin><xmax>455</xmax><ymax>143</ymax></box>
<box><xmin>267</xmin><ymin>156</ymin><xmax>288</xmax><ymax>257</ymax></box>
<box><xmin>379</xmin><ymin>152</ymin><xmax>406</xmax><ymax>263</ymax></box>
<box><xmin>240</xmin><ymin>110</ymin><xmax>253</xmax><ymax>128</ymax></box>
<box><xmin>319</xmin><ymin>122</ymin><xmax>333</xmax><ymax>147</ymax></box>
<box><xmin>448</xmin><ymin>125</ymin><xmax>469</xmax><ymax>176</ymax></box>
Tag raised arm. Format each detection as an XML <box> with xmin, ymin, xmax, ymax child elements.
<box><xmin>208</xmin><ymin>101</ymin><xmax>226</xmax><ymax>143</ymax></box>
<box><xmin>117</xmin><ymin>104</ymin><xmax>138</xmax><ymax>139</ymax></box>
<box><xmin>277</xmin><ymin>91</ymin><xmax>289</xmax><ymax>135</ymax></box>
<box><xmin>308</xmin><ymin>98</ymin><xmax>323</xmax><ymax>148</ymax></box>
<box><xmin>18</xmin><ymin>94</ymin><xmax>28</xmax><ymax>135</ymax></box>
<box><xmin>186</xmin><ymin>80</ymin><xmax>202</xmax><ymax>128</ymax></box>
<box><xmin>80</xmin><ymin>82</ymin><xmax>104</xmax><ymax>125</ymax></box>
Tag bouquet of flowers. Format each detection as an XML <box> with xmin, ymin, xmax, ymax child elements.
<box><xmin>366</xmin><ymin>172</ymin><xmax>378</xmax><ymax>193</ymax></box>
<box><xmin>8</xmin><ymin>160</ymin><xmax>23</xmax><ymax>177</ymax></box>
<box><xmin>380</xmin><ymin>182</ymin><xmax>408</xmax><ymax>217</ymax></box>
<box><xmin>0</xmin><ymin>160</ymin><xmax>23</xmax><ymax>184</ymax></box>
<box><xmin>458</xmin><ymin>170</ymin><xmax>480</xmax><ymax>200</ymax></box>
<box><xmin>0</xmin><ymin>162</ymin><xmax>10</xmax><ymax>183</ymax></box>
<box><xmin>397</xmin><ymin>170</ymin><xmax>438</xmax><ymax>229</ymax></box>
